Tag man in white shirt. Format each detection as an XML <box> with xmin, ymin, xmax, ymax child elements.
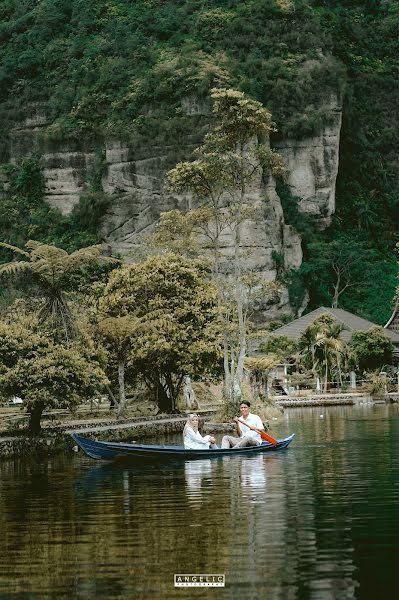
<box><xmin>221</xmin><ymin>401</ymin><xmax>264</xmax><ymax>448</ymax></box>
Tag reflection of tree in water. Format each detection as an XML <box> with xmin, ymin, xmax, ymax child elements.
<box><xmin>2</xmin><ymin>405</ymin><xmax>398</xmax><ymax>598</ymax></box>
<box><xmin>284</xmin><ymin>408</ymin><xmax>360</xmax><ymax>597</ymax></box>
<box><xmin>72</xmin><ymin>458</ymin><xmax>232</xmax><ymax>596</ymax></box>
<box><xmin>0</xmin><ymin>456</ymin><xmax>91</xmax><ymax>596</ymax></box>
<box><xmin>226</xmin><ymin>454</ymin><xmax>289</xmax><ymax>600</ymax></box>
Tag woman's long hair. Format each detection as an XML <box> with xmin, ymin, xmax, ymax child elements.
<box><xmin>183</xmin><ymin>413</ymin><xmax>200</xmax><ymax>436</ymax></box>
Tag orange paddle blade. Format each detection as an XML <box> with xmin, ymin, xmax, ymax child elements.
<box><xmin>258</xmin><ymin>430</ymin><xmax>278</xmax><ymax>446</ymax></box>
<box><xmin>236</xmin><ymin>418</ymin><xmax>278</xmax><ymax>446</ymax></box>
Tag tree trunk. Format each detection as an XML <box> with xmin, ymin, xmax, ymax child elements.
<box><xmin>164</xmin><ymin>373</ymin><xmax>185</xmax><ymax>413</ymax></box>
<box><xmin>106</xmin><ymin>385</ymin><xmax>118</xmax><ymax>410</ymax></box>
<box><xmin>223</xmin><ymin>329</ymin><xmax>231</xmax><ymax>400</ymax></box>
<box><xmin>337</xmin><ymin>355</ymin><xmax>343</xmax><ymax>387</ymax></box>
<box><xmin>324</xmin><ymin>348</ymin><xmax>328</xmax><ymax>393</ymax></box>
<box><xmin>236</xmin><ymin>281</ymin><xmax>246</xmax><ymax>383</ymax></box>
<box><xmin>233</xmin><ymin>185</ymin><xmax>246</xmax><ymax>390</ymax></box>
<box><xmin>29</xmin><ymin>402</ymin><xmax>45</xmax><ymax>435</ymax></box>
<box><xmin>117</xmin><ymin>360</ymin><xmax>127</xmax><ymax>418</ymax></box>
<box><xmin>156</xmin><ymin>380</ymin><xmax>173</xmax><ymax>413</ymax></box>
<box><xmin>214</xmin><ymin>257</ymin><xmax>231</xmax><ymax>402</ymax></box>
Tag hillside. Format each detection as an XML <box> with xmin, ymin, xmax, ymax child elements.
<box><xmin>0</xmin><ymin>0</ymin><xmax>398</xmax><ymax>323</ymax></box>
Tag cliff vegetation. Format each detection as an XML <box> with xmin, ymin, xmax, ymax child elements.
<box><xmin>0</xmin><ymin>0</ymin><xmax>398</xmax><ymax>323</ymax></box>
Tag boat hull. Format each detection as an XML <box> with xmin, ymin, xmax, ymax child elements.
<box><xmin>71</xmin><ymin>433</ymin><xmax>295</xmax><ymax>462</ymax></box>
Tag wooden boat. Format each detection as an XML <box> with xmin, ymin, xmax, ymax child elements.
<box><xmin>71</xmin><ymin>432</ymin><xmax>295</xmax><ymax>462</ymax></box>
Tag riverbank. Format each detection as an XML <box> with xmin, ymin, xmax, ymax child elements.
<box><xmin>1</xmin><ymin>392</ymin><xmax>396</xmax><ymax>460</ymax></box>
<box><xmin>0</xmin><ymin>412</ymin><xmax>217</xmax><ymax>460</ymax></box>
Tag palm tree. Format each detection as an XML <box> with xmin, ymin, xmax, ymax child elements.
<box><xmin>0</xmin><ymin>240</ymin><xmax>117</xmax><ymax>341</ymax></box>
<box><xmin>296</xmin><ymin>322</ymin><xmax>320</xmax><ymax>385</ymax></box>
<box><xmin>297</xmin><ymin>315</ymin><xmax>348</xmax><ymax>392</ymax></box>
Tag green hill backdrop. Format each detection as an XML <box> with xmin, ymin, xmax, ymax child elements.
<box><xmin>0</xmin><ymin>0</ymin><xmax>398</xmax><ymax>323</ymax></box>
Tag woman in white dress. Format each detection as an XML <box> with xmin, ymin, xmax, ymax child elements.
<box><xmin>183</xmin><ymin>414</ymin><xmax>218</xmax><ymax>449</ymax></box>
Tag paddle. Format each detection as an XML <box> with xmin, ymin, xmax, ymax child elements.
<box><xmin>236</xmin><ymin>418</ymin><xmax>278</xmax><ymax>446</ymax></box>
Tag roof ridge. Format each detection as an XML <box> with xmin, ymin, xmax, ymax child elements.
<box><xmin>325</xmin><ymin>307</ymin><xmax>354</xmax><ymax>330</ymax></box>
<box><xmin>269</xmin><ymin>306</ymin><xmax>399</xmax><ymax>343</ymax></box>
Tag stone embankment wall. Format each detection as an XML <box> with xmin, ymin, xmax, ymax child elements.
<box><xmin>0</xmin><ymin>413</ymin><xmax>214</xmax><ymax>460</ymax></box>
<box><xmin>275</xmin><ymin>392</ymin><xmax>372</xmax><ymax>407</ymax></box>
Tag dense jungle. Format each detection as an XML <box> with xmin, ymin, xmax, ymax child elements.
<box><xmin>0</xmin><ymin>0</ymin><xmax>398</xmax><ymax>324</ymax></box>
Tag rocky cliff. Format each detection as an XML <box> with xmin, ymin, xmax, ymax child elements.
<box><xmin>6</xmin><ymin>93</ymin><xmax>342</xmax><ymax>317</ymax></box>
<box><xmin>275</xmin><ymin>94</ymin><xmax>342</xmax><ymax>225</ymax></box>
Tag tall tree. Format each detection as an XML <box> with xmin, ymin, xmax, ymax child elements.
<box><xmin>300</xmin><ymin>237</ymin><xmax>378</xmax><ymax>309</ymax></box>
<box><xmin>349</xmin><ymin>327</ymin><xmax>394</xmax><ymax>373</ymax></box>
<box><xmin>100</xmin><ymin>252</ymin><xmax>221</xmax><ymax>413</ymax></box>
<box><xmin>297</xmin><ymin>314</ymin><xmax>348</xmax><ymax>392</ymax></box>
<box><xmin>164</xmin><ymin>88</ymin><xmax>284</xmax><ymax>403</ymax></box>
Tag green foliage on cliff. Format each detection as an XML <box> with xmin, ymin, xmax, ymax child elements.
<box><xmin>0</xmin><ymin>156</ymin><xmax>108</xmax><ymax>253</ymax></box>
<box><xmin>311</xmin><ymin>0</ymin><xmax>399</xmax><ymax>322</ymax></box>
<box><xmin>0</xmin><ymin>0</ymin><xmax>398</xmax><ymax>323</ymax></box>
<box><xmin>0</xmin><ymin>0</ymin><xmax>341</xmax><ymax>142</ymax></box>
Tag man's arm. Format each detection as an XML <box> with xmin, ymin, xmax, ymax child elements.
<box><xmin>234</xmin><ymin>417</ymin><xmax>241</xmax><ymax>436</ymax></box>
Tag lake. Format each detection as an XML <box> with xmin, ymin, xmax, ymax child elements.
<box><xmin>1</xmin><ymin>403</ymin><xmax>399</xmax><ymax>599</ymax></box>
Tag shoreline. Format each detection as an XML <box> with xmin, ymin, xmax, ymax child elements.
<box><xmin>1</xmin><ymin>393</ymin><xmax>397</xmax><ymax>460</ymax></box>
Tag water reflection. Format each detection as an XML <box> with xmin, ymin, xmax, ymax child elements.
<box><xmin>239</xmin><ymin>455</ymin><xmax>267</xmax><ymax>506</ymax></box>
<box><xmin>0</xmin><ymin>404</ymin><xmax>399</xmax><ymax>599</ymax></box>
<box><xmin>184</xmin><ymin>459</ymin><xmax>212</xmax><ymax>504</ymax></box>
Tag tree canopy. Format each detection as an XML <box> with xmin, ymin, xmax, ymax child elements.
<box><xmin>349</xmin><ymin>327</ymin><xmax>394</xmax><ymax>374</ymax></box>
<box><xmin>100</xmin><ymin>252</ymin><xmax>221</xmax><ymax>412</ymax></box>
<box><xmin>0</xmin><ymin>239</ymin><xmax>117</xmax><ymax>340</ymax></box>
<box><xmin>0</xmin><ymin>313</ymin><xmax>107</xmax><ymax>433</ymax></box>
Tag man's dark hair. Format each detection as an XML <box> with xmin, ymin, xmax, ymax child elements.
<box><xmin>240</xmin><ymin>401</ymin><xmax>251</xmax><ymax>407</ymax></box>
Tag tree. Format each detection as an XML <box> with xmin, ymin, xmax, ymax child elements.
<box><xmin>245</xmin><ymin>354</ymin><xmax>281</xmax><ymax>400</ymax></box>
<box><xmin>0</xmin><ymin>240</ymin><xmax>117</xmax><ymax>341</ymax></box>
<box><xmin>0</xmin><ymin>313</ymin><xmax>107</xmax><ymax>433</ymax></box>
<box><xmin>163</xmin><ymin>88</ymin><xmax>284</xmax><ymax>403</ymax></box>
<box><xmin>297</xmin><ymin>314</ymin><xmax>349</xmax><ymax>391</ymax></box>
<box><xmin>300</xmin><ymin>237</ymin><xmax>378</xmax><ymax>309</ymax></box>
<box><xmin>98</xmin><ymin>315</ymin><xmax>142</xmax><ymax>417</ymax></box>
<box><xmin>258</xmin><ymin>335</ymin><xmax>297</xmax><ymax>359</ymax></box>
<box><xmin>99</xmin><ymin>252</ymin><xmax>221</xmax><ymax>412</ymax></box>
<box><xmin>349</xmin><ymin>327</ymin><xmax>394</xmax><ymax>373</ymax></box>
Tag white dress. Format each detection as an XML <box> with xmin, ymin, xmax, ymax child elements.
<box><xmin>183</xmin><ymin>426</ymin><xmax>212</xmax><ymax>450</ymax></box>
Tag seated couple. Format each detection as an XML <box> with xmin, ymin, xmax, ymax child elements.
<box><xmin>183</xmin><ymin>401</ymin><xmax>265</xmax><ymax>450</ymax></box>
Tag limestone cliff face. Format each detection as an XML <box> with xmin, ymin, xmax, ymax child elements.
<box><xmin>7</xmin><ymin>95</ymin><xmax>342</xmax><ymax>317</ymax></box>
<box><xmin>274</xmin><ymin>94</ymin><xmax>342</xmax><ymax>224</ymax></box>
<box><xmin>10</xmin><ymin>103</ymin><xmax>98</xmax><ymax>214</ymax></box>
<box><xmin>99</xmin><ymin>137</ymin><xmax>303</xmax><ymax>317</ymax></box>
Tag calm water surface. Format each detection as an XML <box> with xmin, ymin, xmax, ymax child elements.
<box><xmin>1</xmin><ymin>404</ymin><xmax>399</xmax><ymax>600</ymax></box>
